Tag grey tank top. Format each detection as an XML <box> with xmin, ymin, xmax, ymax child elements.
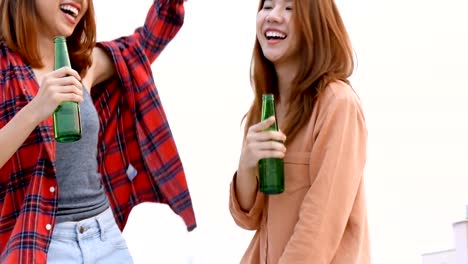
<box><xmin>55</xmin><ymin>87</ymin><xmax>109</xmax><ymax>223</ymax></box>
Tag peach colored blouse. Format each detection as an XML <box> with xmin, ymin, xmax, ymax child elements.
<box><xmin>229</xmin><ymin>81</ymin><xmax>371</xmax><ymax>264</ymax></box>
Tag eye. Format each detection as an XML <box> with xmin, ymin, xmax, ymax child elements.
<box><xmin>286</xmin><ymin>6</ymin><xmax>293</xmax><ymax>11</ymax></box>
<box><xmin>262</xmin><ymin>0</ymin><xmax>273</xmax><ymax>10</ymax></box>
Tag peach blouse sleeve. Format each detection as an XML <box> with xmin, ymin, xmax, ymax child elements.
<box><xmin>229</xmin><ymin>173</ymin><xmax>265</xmax><ymax>230</ymax></box>
<box><xmin>279</xmin><ymin>90</ymin><xmax>368</xmax><ymax>263</ymax></box>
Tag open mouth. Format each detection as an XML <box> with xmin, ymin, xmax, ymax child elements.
<box><xmin>60</xmin><ymin>4</ymin><xmax>79</xmax><ymax>18</ymax></box>
<box><xmin>265</xmin><ymin>31</ymin><xmax>287</xmax><ymax>40</ymax></box>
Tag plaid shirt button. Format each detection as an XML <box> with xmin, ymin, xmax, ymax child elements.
<box><xmin>45</xmin><ymin>224</ymin><xmax>52</xmax><ymax>231</ymax></box>
<box><xmin>49</xmin><ymin>186</ymin><xmax>56</xmax><ymax>193</ymax></box>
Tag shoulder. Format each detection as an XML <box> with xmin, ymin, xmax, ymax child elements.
<box><xmin>317</xmin><ymin>80</ymin><xmax>364</xmax><ymax>114</ymax></box>
<box><xmin>0</xmin><ymin>41</ymin><xmax>25</xmax><ymax>69</ymax></box>
<box><xmin>0</xmin><ymin>41</ymin><xmax>15</xmax><ymax>59</ymax></box>
<box><xmin>320</xmin><ymin>80</ymin><xmax>361</xmax><ymax>105</ymax></box>
<box><xmin>0</xmin><ymin>41</ymin><xmax>9</xmax><ymax>66</ymax></box>
<box><xmin>0</xmin><ymin>40</ymin><xmax>7</xmax><ymax>53</ymax></box>
<box><xmin>0</xmin><ymin>41</ymin><xmax>30</xmax><ymax>96</ymax></box>
<box><xmin>0</xmin><ymin>41</ymin><xmax>9</xmax><ymax>84</ymax></box>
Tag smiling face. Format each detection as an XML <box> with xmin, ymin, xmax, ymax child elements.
<box><xmin>34</xmin><ymin>0</ymin><xmax>88</xmax><ymax>38</ymax></box>
<box><xmin>256</xmin><ymin>0</ymin><xmax>300</xmax><ymax>66</ymax></box>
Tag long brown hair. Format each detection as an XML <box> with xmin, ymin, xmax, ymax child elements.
<box><xmin>0</xmin><ymin>0</ymin><xmax>96</xmax><ymax>77</ymax></box>
<box><xmin>245</xmin><ymin>0</ymin><xmax>354</xmax><ymax>143</ymax></box>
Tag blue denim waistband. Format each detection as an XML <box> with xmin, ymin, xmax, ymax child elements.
<box><xmin>51</xmin><ymin>207</ymin><xmax>116</xmax><ymax>241</ymax></box>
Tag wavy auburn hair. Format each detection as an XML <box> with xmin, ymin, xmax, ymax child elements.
<box><xmin>245</xmin><ymin>0</ymin><xmax>354</xmax><ymax>143</ymax></box>
<box><xmin>0</xmin><ymin>0</ymin><xmax>96</xmax><ymax>77</ymax></box>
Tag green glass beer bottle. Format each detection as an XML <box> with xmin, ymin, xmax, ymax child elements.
<box><xmin>53</xmin><ymin>36</ymin><xmax>82</xmax><ymax>142</ymax></box>
<box><xmin>258</xmin><ymin>94</ymin><xmax>284</xmax><ymax>194</ymax></box>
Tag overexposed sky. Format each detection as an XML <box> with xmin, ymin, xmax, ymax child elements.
<box><xmin>94</xmin><ymin>0</ymin><xmax>468</xmax><ymax>263</ymax></box>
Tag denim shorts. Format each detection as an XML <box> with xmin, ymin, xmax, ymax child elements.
<box><xmin>47</xmin><ymin>208</ymin><xmax>134</xmax><ymax>264</ymax></box>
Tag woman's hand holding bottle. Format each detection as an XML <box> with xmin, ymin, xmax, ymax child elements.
<box><xmin>28</xmin><ymin>67</ymin><xmax>83</xmax><ymax>124</ymax></box>
<box><xmin>235</xmin><ymin>116</ymin><xmax>286</xmax><ymax>210</ymax></box>
<box><xmin>238</xmin><ymin>116</ymin><xmax>286</xmax><ymax>175</ymax></box>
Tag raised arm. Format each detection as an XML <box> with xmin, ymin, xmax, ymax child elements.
<box><xmin>279</xmin><ymin>87</ymin><xmax>368</xmax><ymax>263</ymax></box>
<box><xmin>88</xmin><ymin>0</ymin><xmax>185</xmax><ymax>88</ymax></box>
<box><xmin>135</xmin><ymin>0</ymin><xmax>185</xmax><ymax>63</ymax></box>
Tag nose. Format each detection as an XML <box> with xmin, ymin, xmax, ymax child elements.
<box><xmin>266</xmin><ymin>7</ymin><xmax>285</xmax><ymax>23</ymax></box>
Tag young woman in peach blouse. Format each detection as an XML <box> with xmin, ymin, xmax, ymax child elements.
<box><xmin>229</xmin><ymin>0</ymin><xmax>371</xmax><ymax>263</ymax></box>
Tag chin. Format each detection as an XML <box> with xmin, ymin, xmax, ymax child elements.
<box><xmin>263</xmin><ymin>54</ymin><xmax>283</xmax><ymax>63</ymax></box>
<box><xmin>63</xmin><ymin>30</ymin><xmax>75</xmax><ymax>37</ymax></box>
<box><xmin>57</xmin><ymin>27</ymin><xmax>76</xmax><ymax>38</ymax></box>
<box><xmin>262</xmin><ymin>48</ymin><xmax>286</xmax><ymax>63</ymax></box>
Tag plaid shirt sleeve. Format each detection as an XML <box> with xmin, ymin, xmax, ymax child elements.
<box><xmin>0</xmin><ymin>43</ymin><xmax>58</xmax><ymax>263</ymax></box>
<box><xmin>135</xmin><ymin>0</ymin><xmax>185</xmax><ymax>63</ymax></box>
<box><xmin>93</xmin><ymin>0</ymin><xmax>197</xmax><ymax>232</ymax></box>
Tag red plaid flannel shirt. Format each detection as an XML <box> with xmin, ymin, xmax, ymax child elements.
<box><xmin>0</xmin><ymin>0</ymin><xmax>196</xmax><ymax>263</ymax></box>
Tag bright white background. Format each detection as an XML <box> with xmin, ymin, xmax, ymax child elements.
<box><xmin>94</xmin><ymin>0</ymin><xmax>468</xmax><ymax>263</ymax></box>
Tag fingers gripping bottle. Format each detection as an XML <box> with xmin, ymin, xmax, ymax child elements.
<box><xmin>53</xmin><ymin>36</ymin><xmax>82</xmax><ymax>142</ymax></box>
<box><xmin>258</xmin><ymin>94</ymin><xmax>284</xmax><ymax>194</ymax></box>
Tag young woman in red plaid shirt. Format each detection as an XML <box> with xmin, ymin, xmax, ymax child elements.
<box><xmin>0</xmin><ymin>0</ymin><xmax>196</xmax><ymax>263</ymax></box>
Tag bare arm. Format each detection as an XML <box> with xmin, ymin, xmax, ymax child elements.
<box><xmin>85</xmin><ymin>0</ymin><xmax>187</xmax><ymax>88</ymax></box>
<box><xmin>235</xmin><ymin>164</ymin><xmax>259</xmax><ymax>211</ymax></box>
<box><xmin>82</xmin><ymin>47</ymin><xmax>116</xmax><ymax>90</ymax></box>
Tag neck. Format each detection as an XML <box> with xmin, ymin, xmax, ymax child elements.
<box><xmin>274</xmin><ymin>60</ymin><xmax>298</xmax><ymax>105</ymax></box>
<box><xmin>34</xmin><ymin>34</ymin><xmax>55</xmax><ymax>71</ymax></box>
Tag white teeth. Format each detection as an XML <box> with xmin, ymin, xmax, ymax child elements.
<box><xmin>265</xmin><ymin>31</ymin><xmax>286</xmax><ymax>39</ymax></box>
<box><xmin>60</xmin><ymin>5</ymin><xmax>79</xmax><ymax>17</ymax></box>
